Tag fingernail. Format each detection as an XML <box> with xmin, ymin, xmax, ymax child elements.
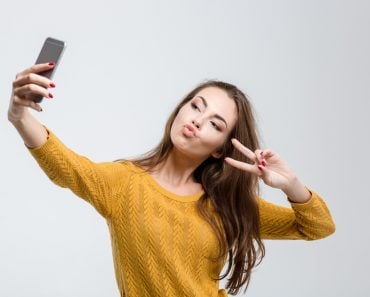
<box><xmin>260</xmin><ymin>151</ymin><xmax>263</xmax><ymax>156</ymax></box>
<box><xmin>258</xmin><ymin>165</ymin><xmax>263</xmax><ymax>171</ymax></box>
<box><xmin>49</xmin><ymin>82</ymin><xmax>56</xmax><ymax>88</ymax></box>
<box><xmin>261</xmin><ymin>160</ymin><xmax>267</xmax><ymax>167</ymax></box>
<box><xmin>48</xmin><ymin>93</ymin><xmax>54</xmax><ymax>99</ymax></box>
<box><xmin>48</xmin><ymin>62</ymin><xmax>55</xmax><ymax>66</ymax></box>
<box><xmin>40</xmin><ymin>108</ymin><xmax>43</xmax><ymax>112</ymax></box>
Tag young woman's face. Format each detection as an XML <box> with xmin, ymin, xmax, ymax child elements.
<box><xmin>170</xmin><ymin>86</ymin><xmax>238</xmax><ymax>161</ymax></box>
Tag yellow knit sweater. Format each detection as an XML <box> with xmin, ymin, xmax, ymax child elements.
<box><xmin>28</xmin><ymin>128</ymin><xmax>335</xmax><ymax>297</ymax></box>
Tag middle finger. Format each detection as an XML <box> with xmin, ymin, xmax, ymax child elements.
<box><xmin>13</xmin><ymin>73</ymin><xmax>54</xmax><ymax>90</ymax></box>
<box><xmin>14</xmin><ymin>83</ymin><xmax>52</xmax><ymax>99</ymax></box>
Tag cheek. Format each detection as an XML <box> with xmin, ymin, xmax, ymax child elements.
<box><xmin>199</xmin><ymin>130</ymin><xmax>226</xmax><ymax>148</ymax></box>
<box><xmin>172</xmin><ymin>116</ymin><xmax>184</xmax><ymax>134</ymax></box>
<box><xmin>173</xmin><ymin>109</ymin><xmax>186</xmax><ymax>124</ymax></box>
<box><xmin>170</xmin><ymin>113</ymin><xmax>186</xmax><ymax>139</ymax></box>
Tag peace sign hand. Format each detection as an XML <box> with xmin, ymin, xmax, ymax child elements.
<box><xmin>224</xmin><ymin>138</ymin><xmax>297</xmax><ymax>191</ymax></box>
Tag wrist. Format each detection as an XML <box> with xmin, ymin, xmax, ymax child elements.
<box><xmin>8</xmin><ymin>110</ymin><xmax>31</xmax><ymax>126</ymax></box>
<box><xmin>282</xmin><ymin>177</ymin><xmax>311</xmax><ymax>203</ymax></box>
<box><xmin>281</xmin><ymin>175</ymin><xmax>299</xmax><ymax>192</ymax></box>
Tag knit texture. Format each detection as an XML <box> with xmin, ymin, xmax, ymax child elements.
<box><xmin>28</xmin><ymin>127</ymin><xmax>335</xmax><ymax>297</ymax></box>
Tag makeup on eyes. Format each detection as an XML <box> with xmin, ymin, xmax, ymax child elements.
<box><xmin>193</xmin><ymin>96</ymin><xmax>228</xmax><ymax>130</ymax></box>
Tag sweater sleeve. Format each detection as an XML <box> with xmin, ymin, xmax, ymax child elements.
<box><xmin>258</xmin><ymin>188</ymin><xmax>336</xmax><ymax>240</ymax></box>
<box><xmin>27</xmin><ymin>126</ymin><xmax>131</xmax><ymax>219</ymax></box>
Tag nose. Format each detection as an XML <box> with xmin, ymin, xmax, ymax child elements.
<box><xmin>192</xmin><ymin>118</ymin><xmax>201</xmax><ymax>129</ymax></box>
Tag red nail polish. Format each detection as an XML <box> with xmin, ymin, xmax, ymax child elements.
<box><xmin>258</xmin><ymin>165</ymin><xmax>263</xmax><ymax>171</ymax></box>
<box><xmin>49</xmin><ymin>83</ymin><xmax>56</xmax><ymax>88</ymax></box>
<box><xmin>48</xmin><ymin>62</ymin><xmax>55</xmax><ymax>66</ymax></box>
<box><xmin>261</xmin><ymin>160</ymin><xmax>267</xmax><ymax>167</ymax></box>
<box><xmin>48</xmin><ymin>93</ymin><xmax>54</xmax><ymax>98</ymax></box>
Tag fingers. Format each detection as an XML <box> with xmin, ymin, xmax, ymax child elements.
<box><xmin>16</xmin><ymin>62</ymin><xmax>55</xmax><ymax>78</ymax></box>
<box><xmin>228</xmin><ymin>138</ymin><xmax>274</xmax><ymax>177</ymax></box>
<box><xmin>9</xmin><ymin>63</ymin><xmax>55</xmax><ymax>117</ymax></box>
<box><xmin>224</xmin><ymin>157</ymin><xmax>262</xmax><ymax>176</ymax></box>
<box><xmin>254</xmin><ymin>149</ymin><xmax>264</xmax><ymax>164</ymax></box>
<box><xmin>14</xmin><ymin>83</ymin><xmax>53</xmax><ymax>99</ymax></box>
<box><xmin>13</xmin><ymin>72</ymin><xmax>55</xmax><ymax>90</ymax></box>
<box><xmin>231</xmin><ymin>138</ymin><xmax>266</xmax><ymax>164</ymax></box>
<box><xmin>12</xmin><ymin>63</ymin><xmax>56</xmax><ymax>105</ymax></box>
<box><xmin>260</xmin><ymin>149</ymin><xmax>274</xmax><ymax>159</ymax></box>
<box><xmin>231</xmin><ymin>138</ymin><xmax>257</xmax><ymax>162</ymax></box>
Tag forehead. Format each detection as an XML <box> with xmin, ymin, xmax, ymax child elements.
<box><xmin>193</xmin><ymin>87</ymin><xmax>237</xmax><ymax>127</ymax></box>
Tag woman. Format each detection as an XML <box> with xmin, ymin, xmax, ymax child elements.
<box><xmin>8</xmin><ymin>62</ymin><xmax>336</xmax><ymax>296</ymax></box>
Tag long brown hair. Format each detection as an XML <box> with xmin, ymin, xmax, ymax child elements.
<box><xmin>116</xmin><ymin>80</ymin><xmax>265</xmax><ymax>295</ymax></box>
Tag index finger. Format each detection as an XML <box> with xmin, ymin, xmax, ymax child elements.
<box><xmin>16</xmin><ymin>62</ymin><xmax>55</xmax><ymax>78</ymax></box>
<box><xmin>231</xmin><ymin>138</ymin><xmax>257</xmax><ymax>162</ymax></box>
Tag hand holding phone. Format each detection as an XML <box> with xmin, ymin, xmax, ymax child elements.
<box><xmin>29</xmin><ymin>37</ymin><xmax>66</xmax><ymax>103</ymax></box>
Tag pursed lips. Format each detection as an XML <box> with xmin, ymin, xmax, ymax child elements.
<box><xmin>184</xmin><ymin>124</ymin><xmax>196</xmax><ymax>137</ymax></box>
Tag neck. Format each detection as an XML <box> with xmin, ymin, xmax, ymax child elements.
<box><xmin>153</xmin><ymin>149</ymin><xmax>204</xmax><ymax>187</ymax></box>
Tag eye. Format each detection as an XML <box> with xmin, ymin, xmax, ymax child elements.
<box><xmin>191</xmin><ymin>103</ymin><xmax>201</xmax><ymax>111</ymax></box>
<box><xmin>211</xmin><ymin>121</ymin><xmax>221</xmax><ymax>131</ymax></box>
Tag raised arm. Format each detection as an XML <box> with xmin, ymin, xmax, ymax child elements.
<box><xmin>224</xmin><ymin>138</ymin><xmax>336</xmax><ymax>240</ymax></box>
<box><xmin>8</xmin><ymin>63</ymin><xmax>131</xmax><ymax>219</ymax></box>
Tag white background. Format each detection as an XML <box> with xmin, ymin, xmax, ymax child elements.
<box><xmin>1</xmin><ymin>0</ymin><xmax>369</xmax><ymax>296</ymax></box>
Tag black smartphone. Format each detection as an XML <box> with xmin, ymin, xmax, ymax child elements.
<box><xmin>30</xmin><ymin>37</ymin><xmax>66</xmax><ymax>103</ymax></box>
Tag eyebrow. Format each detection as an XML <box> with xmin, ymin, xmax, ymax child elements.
<box><xmin>196</xmin><ymin>96</ymin><xmax>228</xmax><ymax>128</ymax></box>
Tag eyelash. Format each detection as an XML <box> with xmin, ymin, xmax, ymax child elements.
<box><xmin>191</xmin><ymin>103</ymin><xmax>221</xmax><ymax>131</ymax></box>
<box><xmin>191</xmin><ymin>103</ymin><xmax>201</xmax><ymax>112</ymax></box>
